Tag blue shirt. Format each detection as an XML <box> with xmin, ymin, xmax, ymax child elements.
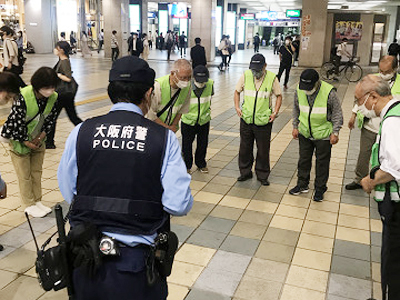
<box><xmin>58</xmin><ymin>102</ymin><xmax>193</xmax><ymax>246</ymax></box>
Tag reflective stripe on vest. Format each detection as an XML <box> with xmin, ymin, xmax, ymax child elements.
<box><xmin>156</xmin><ymin>75</ymin><xmax>191</xmax><ymax>125</ymax></box>
<box><xmin>10</xmin><ymin>86</ymin><xmax>57</xmax><ymax>155</ymax></box>
<box><xmin>181</xmin><ymin>79</ymin><xmax>213</xmax><ymax>126</ymax></box>
<box><xmin>370</xmin><ymin>102</ymin><xmax>400</xmax><ymax>202</ymax></box>
<box><xmin>242</xmin><ymin>69</ymin><xmax>275</xmax><ymax>126</ymax></box>
<box><xmin>297</xmin><ymin>81</ymin><xmax>334</xmax><ymax>140</ymax></box>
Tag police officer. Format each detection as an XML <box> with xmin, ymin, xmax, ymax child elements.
<box><xmin>234</xmin><ymin>53</ymin><xmax>282</xmax><ymax>186</ymax></box>
<box><xmin>358</xmin><ymin>75</ymin><xmax>400</xmax><ymax>300</ymax></box>
<box><xmin>146</xmin><ymin>59</ymin><xmax>192</xmax><ymax>133</ymax></box>
<box><xmin>181</xmin><ymin>65</ymin><xmax>214</xmax><ymax>174</ymax></box>
<box><xmin>378</xmin><ymin>55</ymin><xmax>400</xmax><ymax>96</ymax></box>
<box><xmin>58</xmin><ymin>56</ymin><xmax>193</xmax><ymax>300</ymax></box>
<box><xmin>290</xmin><ymin>69</ymin><xmax>343</xmax><ymax>202</ymax></box>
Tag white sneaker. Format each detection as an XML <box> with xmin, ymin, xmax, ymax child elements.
<box><xmin>35</xmin><ymin>202</ymin><xmax>52</xmax><ymax>214</ymax></box>
<box><xmin>24</xmin><ymin>205</ymin><xmax>48</xmax><ymax>218</ymax></box>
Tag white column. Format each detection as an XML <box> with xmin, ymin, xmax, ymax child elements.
<box><xmin>24</xmin><ymin>0</ymin><xmax>58</xmax><ymax>54</ymax></box>
<box><xmin>103</xmin><ymin>0</ymin><xmax>130</xmax><ymax>59</ymax></box>
<box><xmin>191</xmin><ymin>0</ymin><xmax>217</xmax><ymax>62</ymax></box>
<box><xmin>141</xmin><ymin>0</ymin><xmax>149</xmax><ymax>36</ymax></box>
<box><xmin>299</xmin><ymin>0</ymin><xmax>328</xmax><ymax>67</ymax></box>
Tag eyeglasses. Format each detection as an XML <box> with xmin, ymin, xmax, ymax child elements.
<box><xmin>354</xmin><ymin>92</ymin><xmax>371</xmax><ymax>105</ymax></box>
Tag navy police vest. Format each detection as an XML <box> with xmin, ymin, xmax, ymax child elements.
<box><xmin>69</xmin><ymin>110</ymin><xmax>169</xmax><ymax>235</ymax></box>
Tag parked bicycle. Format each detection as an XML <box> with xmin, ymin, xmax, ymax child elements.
<box><xmin>320</xmin><ymin>56</ymin><xmax>363</xmax><ymax>82</ymax></box>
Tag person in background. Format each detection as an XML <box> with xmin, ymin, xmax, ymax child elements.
<box><xmin>148</xmin><ymin>31</ymin><xmax>153</xmax><ymax>49</ymax></box>
<box><xmin>253</xmin><ymin>33</ymin><xmax>260</xmax><ymax>53</ymax></box>
<box><xmin>58</xmin><ymin>55</ymin><xmax>193</xmax><ymax>300</ymax></box>
<box><xmin>378</xmin><ymin>55</ymin><xmax>400</xmax><ymax>96</ymax></box>
<box><xmin>1</xmin><ymin>67</ymin><xmax>59</xmax><ymax>218</ymax></box>
<box><xmin>234</xmin><ymin>54</ymin><xmax>282</xmax><ymax>186</ymax></box>
<box><xmin>273</xmin><ymin>34</ymin><xmax>281</xmax><ymax>55</ymax></box>
<box><xmin>147</xmin><ymin>59</ymin><xmax>192</xmax><ymax>133</ymax></box>
<box><xmin>80</xmin><ymin>31</ymin><xmax>92</xmax><ymax>57</ymax></box>
<box><xmin>70</xmin><ymin>31</ymin><xmax>77</xmax><ymax>54</ymax></box>
<box><xmin>218</xmin><ymin>35</ymin><xmax>229</xmax><ymax>72</ymax></box>
<box><xmin>15</xmin><ymin>30</ymin><xmax>23</xmax><ymax>51</ymax></box>
<box><xmin>292</xmin><ymin>35</ymin><xmax>300</xmax><ymax>66</ymax></box>
<box><xmin>0</xmin><ymin>26</ymin><xmax>26</xmax><ymax>87</ymax></box>
<box><xmin>59</xmin><ymin>32</ymin><xmax>66</xmax><ymax>42</ymax></box>
<box><xmin>226</xmin><ymin>35</ymin><xmax>233</xmax><ymax>66</ymax></box>
<box><xmin>277</xmin><ymin>36</ymin><xmax>295</xmax><ymax>90</ymax></box>
<box><xmin>181</xmin><ymin>65</ymin><xmax>213</xmax><ymax>174</ymax></box>
<box><xmin>159</xmin><ymin>33</ymin><xmax>165</xmax><ymax>51</ymax></box>
<box><xmin>97</xmin><ymin>29</ymin><xmax>104</xmax><ymax>53</ymax></box>
<box><xmin>111</xmin><ymin>30</ymin><xmax>119</xmax><ymax>62</ymax></box>
<box><xmin>46</xmin><ymin>41</ymin><xmax>83</xmax><ymax>149</ymax></box>
<box><xmin>179</xmin><ymin>31</ymin><xmax>187</xmax><ymax>58</ymax></box>
<box><xmin>129</xmin><ymin>32</ymin><xmax>143</xmax><ymax>57</ymax></box>
<box><xmin>334</xmin><ymin>38</ymin><xmax>352</xmax><ymax>78</ymax></box>
<box><xmin>388</xmin><ymin>39</ymin><xmax>400</xmax><ymax>59</ymax></box>
<box><xmin>165</xmin><ymin>30</ymin><xmax>174</xmax><ymax>61</ymax></box>
<box><xmin>290</xmin><ymin>69</ymin><xmax>343</xmax><ymax>202</ymax></box>
<box><xmin>190</xmin><ymin>37</ymin><xmax>207</xmax><ymax>69</ymax></box>
<box><xmin>141</xmin><ymin>33</ymin><xmax>150</xmax><ymax>61</ymax></box>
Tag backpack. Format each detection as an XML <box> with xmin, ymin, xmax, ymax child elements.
<box><xmin>331</xmin><ymin>46</ymin><xmax>338</xmax><ymax>58</ymax></box>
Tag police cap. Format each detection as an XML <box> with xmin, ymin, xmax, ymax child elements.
<box><xmin>109</xmin><ymin>56</ymin><xmax>155</xmax><ymax>87</ymax></box>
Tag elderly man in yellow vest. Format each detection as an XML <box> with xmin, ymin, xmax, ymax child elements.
<box><xmin>378</xmin><ymin>55</ymin><xmax>400</xmax><ymax>97</ymax></box>
<box><xmin>290</xmin><ymin>69</ymin><xmax>343</xmax><ymax>202</ymax></box>
<box><xmin>147</xmin><ymin>59</ymin><xmax>192</xmax><ymax>132</ymax></box>
<box><xmin>358</xmin><ymin>75</ymin><xmax>400</xmax><ymax>300</ymax></box>
<box><xmin>234</xmin><ymin>54</ymin><xmax>282</xmax><ymax>186</ymax></box>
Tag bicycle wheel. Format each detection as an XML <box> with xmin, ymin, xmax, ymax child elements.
<box><xmin>320</xmin><ymin>62</ymin><xmax>335</xmax><ymax>81</ymax></box>
<box><xmin>345</xmin><ymin>64</ymin><xmax>363</xmax><ymax>82</ymax></box>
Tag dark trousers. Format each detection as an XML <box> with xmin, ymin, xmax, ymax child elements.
<box><xmin>274</xmin><ymin>45</ymin><xmax>279</xmax><ymax>54</ymax></box>
<box><xmin>379</xmin><ymin>195</ymin><xmax>400</xmax><ymax>300</ymax></box>
<box><xmin>73</xmin><ymin>246</ymin><xmax>168</xmax><ymax>300</ymax></box>
<box><xmin>219</xmin><ymin>55</ymin><xmax>228</xmax><ymax>69</ymax></box>
<box><xmin>181</xmin><ymin>122</ymin><xmax>210</xmax><ymax>169</ymax></box>
<box><xmin>149</xmin><ymin>40</ymin><xmax>152</xmax><ymax>49</ymax></box>
<box><xmin>297</xmin><ymin>134</ymin><xmax>332</xmax><ymax>191</ymax></box>
<box><xmin>254</xmin><ymin>43</ymin><xmax>259</xmax><ymax>53</ymax></box>
<box><xmin>277</xmin><ymin>63</ymin><xmax>292</xmax><ymax>86</ymax></box>
<box><xmin>47</xmin><ymin>93</ymin><xmax>83</xmax><ymax>145</ymax></box>
<box><xmin>239</xmin><ymin>119</ymin><xmax>272</xmax><ymax>180</ymax></box>
<box><xmin>180</xmin><ymin>46</ymin><xmax>186</xmax><ymax>57</ymax></box>
<box><xmin>111</xmin><ymin>47</ymin><xmax>119</xmax><ymax>61</ymax></box>
<box><xmin>167</xmin><ymin>46</ymin><xmax>172</xmax><ymax>60</ymax></box>
<box><xmin>97</xmin><ymin>40</ymin><xmax>104</xmax><ymax>53</ymax></box>
<box><xmin>354</xmin><ymin>127</ymin><xmax>377</xmax><ymax>183</ymax></box>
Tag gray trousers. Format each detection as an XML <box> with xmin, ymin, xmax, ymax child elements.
<box><xmin>354</xmin><ymin>127</ymin><xmax>377</xmax><ymax>183</ymax></box>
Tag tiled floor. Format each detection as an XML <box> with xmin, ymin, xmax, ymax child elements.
<box><xmin>0</xmin><ymin>49</ymin><xmax>382</xmax><ymax>300</ymax></box>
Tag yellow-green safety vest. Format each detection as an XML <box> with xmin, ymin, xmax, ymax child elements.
<box><xmin>297</xmin><ymin>81</ymin><xmax>334</xmax><ymax>140</ymax></box>
<box><xmin>181</xmin><ymin>79</ymin><xmax>213</xmax><ymax>126</ymax></box>
<box><xmin>10</xmin><ymin>85</ymin><xmax>57</xmax><ymax>155</ymax></box>
<box><xmin>391</xmin><ymin>74</ymin><xmax>400</xmax><ymax>96</ymax></box>
<box><xmin>156</xmin><ymin>75</ymin><xmax>191</xmax><ymax>126</ymax></box>
<box><xmin>242</xmin><ymin>69</ymin><xmax>276</xmax><ymax>126</ymax></box>
<box><xmin>370</xmin><ymin>102</ymin><xmax>400</xmax><ymax>202</ymax></box>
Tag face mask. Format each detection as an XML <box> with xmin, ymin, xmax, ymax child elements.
<box><xmin>39</xmin><ymin>88</ymin><xmax>55</xmax><ymax>98</ymax></box>
<box><xmin>380</xmin><ymin>72</ymin><xmax>395</xmax><ymax>82</ymax></box>
<box><xmin>252</xmin><ymin>70</ymin><xmax>264</xmax><ymax>79</ymax></box>
<box><xmin>358</xmin><ymin>93</ymin><xmax>376</xmax><ymax>118</ymax></box>
<box><xmin>304</xmin><ymin>87</ymin><xmax>317</xmax><ymax>96</ymax></box>
<box><xmin>194</xmin><ymin>81</ymin><xmax>206</xmax><ymax>89</ymax></box>
<box><xmin>285</xmin><ymin>40</ymin><xmax>290</xmax><ymax>46</ymax></box>
<box><xmin>174</xmin><ymin>74</ymin><xmax>189</xmax><ymax>89</ymax></box>
<box><xmin>343</xmin><ymin>42</ymin><xmax>347</xmax><ymax>45</ymax></box>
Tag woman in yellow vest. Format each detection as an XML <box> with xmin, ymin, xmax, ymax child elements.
<box><xmin>1</xmin><ymin>67</ymin><xmax>59</xmax><ymax>218</ymax></box>
<box><xmin>181</xmin><ymin>65</ymin><xmax>213</xmax><ymax>174</ymax></box>
<box><xmin>290</xmin><ymin>69</ymin><xmax>343</xmax><ymax>202</ymax></box>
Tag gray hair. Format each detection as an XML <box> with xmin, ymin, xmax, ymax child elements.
<box><xmin>359</xmin><ymin>74</ymin><xmax>391</xmax><ymax>97</ymax></box>
<box><xmin>173</xmin><ymin>59</ymin><xmax>192</xmax><ymax>73</ymax></box>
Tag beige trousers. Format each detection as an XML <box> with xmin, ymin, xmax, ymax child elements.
<box><xmin>10</xmin><ymin>144</ymin><xmax>46</xmax><ymax>208</ymax></box>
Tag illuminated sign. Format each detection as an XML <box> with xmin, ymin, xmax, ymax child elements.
<box><xmin>169</xmin><ymin>3</ymin><xmax>188</xmax><ymax>19</ymax></box>
<box><xmin>240</xmin><ymin>13</ymin><xmax>255</xmax><ymax>20</ymax></box>
<box><xmin>286</xmin><ymin>10</ymin><xmax>301</xmax><ymax>18</ymax></box>
<box><xmin>148</xmin><ymin>12</ymin><xmax>156</xmax><ymax>19</ymax></box>
<box><xmin>256</xmin><ymin>11</ymin><xmax>288</xmax><ymax>21</ymax></box>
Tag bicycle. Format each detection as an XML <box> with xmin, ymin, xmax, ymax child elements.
<box><xmin>320</xmin><ymin>56</ymin><xmax>363</xmax><ymax>82</ymax></box>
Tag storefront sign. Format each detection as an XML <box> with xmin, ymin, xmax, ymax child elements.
<box><xmin>148</xmin><ymin>12</ymin><xmax>156</xmax><ymax>19</ymax></box>
<box><xmin>335</xmin><ymin>21</ymin><xmax>363</xmax><ymax>41</ymax></box>
<box><xmin>256</xmin><ymin>11</ymin><xmax>288</xmax><ymax>21</ymax></box>
<box><xmin>241</xmin><ymin>13</ymin><xmax>255</xmax><ymax>20</ymax></box>
<box><xmin>286</xmin><ymin>10</ymin><xmax>301</xmax><ymax>18</ymax></box>
<box><xmin>170</xmin><ymin>3</ymin><xmax>188</xmax><ymax>19</ymax></box>
<box><xmin>258</xmin><ymin>21</ymin><xmax>300</xmax><ymax>27</ymax></box>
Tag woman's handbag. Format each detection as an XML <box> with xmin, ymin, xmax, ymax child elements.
<box><xmin>56</xmin><ymin>77</ymin><xmax>79</xmax><ymax>97</ymax></box>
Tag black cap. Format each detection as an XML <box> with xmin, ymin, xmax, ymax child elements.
<box><xmin>193</xmin><ymin>65</ymin><xmax>209</xmax><ymax>83</ymax></box>
<box><xmin>109</xmin><ymin>56</ymin><xmax>155</xmax><ymax>86</ymax></box>
<box><xmin>299</xmin><ymin>69</ymin><xmax>319</xmax><ymax>91</ymax></box>
<box><xmin>249</xmin><ymin>54</ymin><xmax>266</xmax><ymax>71</ymax></box>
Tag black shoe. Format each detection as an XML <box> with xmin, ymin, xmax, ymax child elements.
<box><xmin>0</xmin><ymin>244</ymin><xmax>3</xmax><ymax>251</ymax></box>
<box><xmin>313</xmin><ymin>190</ymin><xmax>324</xmax><ymax>202</ymax></box>
<box><xmin>259</xmin><ymin>179</ymin><xmax>270</xmax><ymax>186</ymax></box>
<box><xmin>345</xmin><ymin>181</ymin><xmax>362</xmax><ymax>190</ymax></box>
<box><xmin>237</xmin><ymin>173</ymin><xmax>253</xmax><ymax>182</ymax></box>
<box><xmin>289</xmin><ymin>185</ymin><xmax>309</xmax><ymax>195</ymax></box>
<box><xmin>46</xmin><ymin>143</ymin><xmax>56</xmax><ymax>149</ymax></box>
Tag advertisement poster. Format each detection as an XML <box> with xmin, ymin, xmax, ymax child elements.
<box><xmin>302</xmin><ymin>15</ymin><xmax>311</xmax><ymax>37</ymax></box>
<box><xmin>335</xmin><ymin>21</ymin><xmax>363</xmax><ymax>41</ymax></box>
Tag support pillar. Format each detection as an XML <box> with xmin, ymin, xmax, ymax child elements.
<box><xmin>141</xmin><ymin>0</ymin><xmax>148</xmax><ymax>36</ymax></box>
<box><xmin>103</xmin><ymin>0</ymin><xmax>130</xmax><ymax>59</ymax></box>
<box><xmin>299</xmin><ymin>0</ymin><xmax>328</xmax><ymax>67</ymax></box>
<box><xmin>79</xmin><ymin>0</ymin><xmax>86</xmax><ymax>34</ymax></box>
<box><xmin>191</xmin><ymin>0</ymin><xmax>217</xmax><ymax>63</ymax></box>
<box><xmin>24</xmin><ymin>0</ymin><xmax>58</xmax><ymax>54</ymax></box>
